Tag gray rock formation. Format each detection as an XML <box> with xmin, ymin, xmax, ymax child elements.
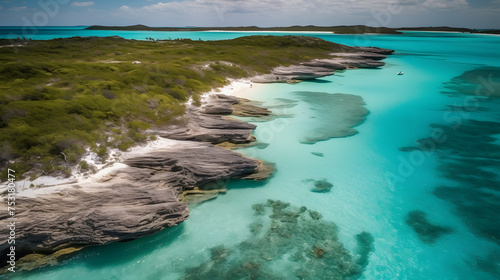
<box><xmin>161</xmin><ymin>109</ymin><xmax>257</xmax><ymax>144</ymax></box>
<box><xmin>301</xmin><ymin>59</ymin><xmax>347</xmax><ymax>70</ymax></box>
<box><xmin>0</xmin><ymin>95</ymin><xmax>273</xmax><ymax>271</ymax></box>
<box><xmin>0</xmin><ymin>46</ymin><xmax>393</xmax><ymax>271</ymax></box>
<box><xmin>0</xmin><ymin>141</ymin><xmax>269</xmax><ymax>270</ymax></box>
<box><xmin>201</xmin><ymin>94</ymin><xmax>271</xmax><ymax>117</ymax></box>
<box><xmin>0</xmin><ymin>183</ymin><xmax>188</xmax><ymax>258</ymax></box>
<box><xmin>161</xmin><ymin>94</ymin><xmax>270</xmax><ymax>144</ymax></box>
<box><xmin>252</xmin><ymin>65</ymin><xmax>335</xmax><ymax>83</ymax></box>
<box><xmin>252</xmin><ymin>46</ymin><xmax>394</xmax><ymax>83</ymax></box>
<box><xmin>353</xmin><ymin>46</ymin><xmax>395</xmax><ymax>55</ymax></box>
<box><xmin>123</xmin><ymin>143</ymin><xmax>260</xmax><ymax>188</ymax></box>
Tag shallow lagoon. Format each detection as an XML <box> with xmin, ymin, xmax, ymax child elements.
<box><xmin>3</xmin><ymin>31</ymin><xmax>500</xmax><ymax>279</ymax></box>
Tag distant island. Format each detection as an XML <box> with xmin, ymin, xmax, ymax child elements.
<box><xmin>85</xmin><ymin>24</ymin><xmax>402</xmax><ymax>34</ymax></box>
<box><xmin>85</xmin><ymin>24</ymin><xmax>500</xmax><ymax>35</ymax></box>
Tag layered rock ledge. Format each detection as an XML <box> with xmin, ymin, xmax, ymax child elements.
<box><xmin>160</xmin><ymin>94</ymin><xmax>270</xmax><ymax>144</ymax></box>
<box><xmin>0</xmin><ymin>94</ymin><xmax>272</xmax><ymax>271</ymax></box>
<box><xmin>252</xmin><ymin>46</ymin><xmax>394</xmax><ymax>83</ymax></box>
<box><xmin>0</xmin><ymin>46</ymin><xmax>393</xmax><ymax>271</ymax></box>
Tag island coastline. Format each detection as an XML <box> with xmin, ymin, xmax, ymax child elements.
<box><xmin>0</xmin><ymin>36</ymin><xmax>393</xmax><ymax>272</ymax></box>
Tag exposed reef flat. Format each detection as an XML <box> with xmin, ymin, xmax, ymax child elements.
<box><xmin>252</xmin><ymin>47</ymin><xmax>393</xmax><ymax>83</ymax></box>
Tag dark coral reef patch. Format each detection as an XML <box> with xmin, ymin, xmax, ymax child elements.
<box><xmin>182</xmin><ymin>200</ymin><xmax>374</xmax><ymax>280</ymax></box>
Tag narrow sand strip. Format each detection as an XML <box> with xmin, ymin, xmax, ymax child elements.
<box><xmin>6</xmin><ymin>79</ymin><xmax>264</xmax><ymax>197</ymax></box>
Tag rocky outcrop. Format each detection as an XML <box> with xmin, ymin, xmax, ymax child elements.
<box><xmin>161</xmin><ymin>94</ymin><xmax>270</xmax><ymax>144</ymax></box>
<box><xmin>252</xmin><ymin>47</ymin><xmax>394</xmax><ymax>83</ymax></box>
<box><xmin>201</xmin><ymin>94</ymin><xmax>271</xmax><ymax>117</ymax></box>
<box><xmin>160</xmin><ymin>108</ymin><xmax>256</xmax><ymax>144</ymax></box>
<box><xmin>232</xmin><ymin>98</ymin><xmax>272</xmax><ymax>117</ymax></box>
<box><xmin>0</xmin><ymin>94</ymin><xmax>274</xmax><ymax>271</ymax></box>
<box><xmin>252</xmin><ymin>65</ymin><xmax>335</xmax><ymax>83</ymax></box>
<box><xmin>0</xmin><ymin>45</ymin><xmax>393</xmax><ymax>271</ymax></box>
<box><xmin>123</xmin><ymin>143</ymin><xmax>260</xmax><ymax>188</ymax></box>
<box><xmin>353</xmin><ymin>46</ymin><xmax>395</xmax><ymax>55</ymax></box>
<box><xmin>0</xmin><ymin>182</ymin><xmax>188</xmax><ymax>260</ymax></box>
<box><xmin>0</xmin><ymin>139</ymin><xmax>270</xmax><ymax>270</ymax></box>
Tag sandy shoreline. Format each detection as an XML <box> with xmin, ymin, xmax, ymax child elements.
<box><xmin>6</xmin><ymin>78</ymin><xmax>266</xmax><ymax>195</ymax></box>
<box><xmin>199</xmin><ymin>78</ymin><xmax>263</xmax><ymax>101</ymax></box>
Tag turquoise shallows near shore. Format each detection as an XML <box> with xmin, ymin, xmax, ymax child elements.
<box><xmin>1</xmin><ymin>29</ymin><xmax>500</xmax><ymax>280</ymax></box>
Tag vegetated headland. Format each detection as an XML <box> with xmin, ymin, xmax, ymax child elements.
<box><xmin>0</xmin><ymin>34</ymin><xmax>393</xmax><ymax>272</ymax></box>
<box><xmin>0</xmin><ymin>35</ymin><xmax>357</xmax><ymax>179</ymax></box>
<box><xmin>85</xmin><ymin>24</ymin><xmax>500</xmax><ymax>34</ymax></box>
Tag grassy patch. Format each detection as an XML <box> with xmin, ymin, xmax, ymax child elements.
<box><xmin>0</xmin><ymin>35</ymin><xmax>355</xmax><ymax>178</ymax></box>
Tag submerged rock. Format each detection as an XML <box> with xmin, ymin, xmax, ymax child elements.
<box><xmin>468</xmin><ymin>250</ymin><xmax>500</xmax><ymax>276</ymax></box>
<box><xmin>402</xmin><ymin>118</ymin><xmax>500</xmax><ymax>245</ymax></box>
<box><xmin>303</xmin><ymin>178</ymin><xmax>334</xmax><ymax>193</ymax></box>
<box><xmin>295</xmin><ymin>92</ymin><xmax>368</xmax><ymax>144</ymax></box>
<box><xmin>313</xmin><ymin>179</ymin><xmax>334</xmax><ymax>193</ymax></box>
<box><xmin>181</xmin><ymin>200</ymin><xmax>374</xmax><ymax>280</ymax></box>
<box><xmin>355</xmin><ymin>231</ymin><xmax>375</xmax><ymax>269</ymax></box>
<box><xmin>182</xmin><ymin>188</ymin><xmax>227</xmax><ymax>204</ymax></box>
<box><xmin>241</xmin><ymin>161</ymin><xmax>276</xmax><ymax>181</ymax></box>
<box><xmin>311</xmin><ymin>152</ymin><xmax>324</xmax><ymax>157</ymax></box>
<box><xmin>443</xmin><ymin>66</ymin><xmax>500</xmax><ymax>97</ymax></box>
<box><xmin>405</xmin><ymin>210</ymin><xmax>453</xmax><ymax>244</ymax></box>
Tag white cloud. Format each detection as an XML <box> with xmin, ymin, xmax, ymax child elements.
<box><xmin>110</xmin><ymin>0</ymin><xmax>394</xmax><ymax>28</ymax></box>
<box><xmin>422</xmin><ymin>0</ymin><xmax>468</xmax><ymax>9</ymax></box>
<box><xmin>9</xmin><ymin>6</ymin><xmax>27</xmax><ymax>11</ymax></box>
<box><xmin>109</xmin><ymin>0</ymin><xmax>497</xmax><ymax>28</ymax></box>
<box><xmin>136</xmin><ymin>0</ymin><xmax>387</xmax><ymax>16</ymax></box>
<box><xmin>71</xmin><ymin>1</ymin><xmax>95</xmax><ymax>7</ymax></box>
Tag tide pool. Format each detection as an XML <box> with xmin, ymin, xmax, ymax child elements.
<box><xmin>2</xmin><ymin>31</ymin><xmax>500</xmax><ymax>279</ymax></box>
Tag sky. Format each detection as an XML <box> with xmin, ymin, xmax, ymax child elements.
<box><xmin>0</xmin><ymin>0</ymin><xmax>499</xmax><ymax>28</ymax></box>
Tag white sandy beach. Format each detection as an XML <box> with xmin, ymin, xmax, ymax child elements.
<box><xmin>6</xmin><ymin>78</ymin><xmax>265</xmax><ymax>197</ymax></box>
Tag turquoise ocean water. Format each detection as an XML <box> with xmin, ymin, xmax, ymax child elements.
<box><xmin>1</xmin><ymin>28</ymin><xmax>500</xmax><ymax>279</ymax></box>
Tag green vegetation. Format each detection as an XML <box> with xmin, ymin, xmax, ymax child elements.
<box><xmin>0</xmin><ymin>35</ymin><xmax>355</xmax><ymax>178</ymax></box>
